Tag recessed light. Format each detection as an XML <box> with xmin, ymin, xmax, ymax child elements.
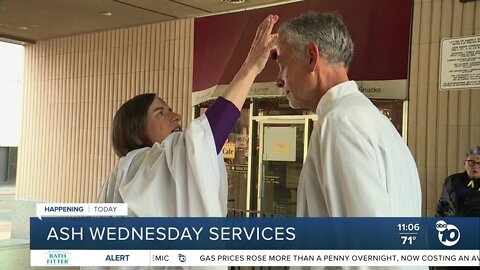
<box><xmin>100</xmin><ymin>11</ymin><xmax>113</xmax><ymax>16</ymax></box>
<box><xmin>221</xmin><ymin>0</ymin><xmax>245</xmax><ymax>3</ymax></box>
<box><xmin>18</xmin><ymin>26</ymin><xmax>28</xmax><ymax>30</ymax></box>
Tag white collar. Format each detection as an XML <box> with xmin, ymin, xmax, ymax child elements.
<box><xmin>315</xmin><ymin>80</ymin><xmax>358</xmax><ymax>117</ymax></box>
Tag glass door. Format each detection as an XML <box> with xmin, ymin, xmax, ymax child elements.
<box><xmin>256</xmin><ymin>119</ymin><xmax>308</xmax><ymax>216</ymax></box>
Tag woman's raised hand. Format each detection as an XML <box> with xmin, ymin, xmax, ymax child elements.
<box><xmin>241</xmin><ymin>14</ymin><xmax>279</xmax><ymax>75</ymax></box>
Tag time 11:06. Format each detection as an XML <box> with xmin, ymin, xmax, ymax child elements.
<box><xmin>398</xmin><ymin>224</ymin><xmax>420</xmax><ymax>231</ymax></box>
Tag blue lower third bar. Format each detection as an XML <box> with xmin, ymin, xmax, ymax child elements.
<box><xmin>30</xmin><ymin>217</ymin><xmax>480</xmax><ymax>250</ymax></box>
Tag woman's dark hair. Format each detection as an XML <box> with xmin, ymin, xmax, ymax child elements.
<box><xmin>112</xmin><ymin>93</ymin><xmax>156</xmax><ymax>157</ymax></box>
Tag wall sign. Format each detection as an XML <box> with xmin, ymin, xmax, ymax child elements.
<box><xmin>440</xmin><ymin>35</ymin><xmax>480</xmax><ymax>90</ymax></box>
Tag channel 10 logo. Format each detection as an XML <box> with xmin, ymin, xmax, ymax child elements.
<box><xmin>435</xmin><ymin>220</ymin><xmax>460</xmax><ymax>246</ymax></box>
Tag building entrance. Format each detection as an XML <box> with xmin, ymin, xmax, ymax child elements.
<box><xmin>254</xmin><ymin>117</ymin><xmax>311</xmax><ymax>216</ymax></box>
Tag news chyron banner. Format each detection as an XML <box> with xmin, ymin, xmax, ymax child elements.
<box><xmin>31</xmin><ymin>208</ymin><xmax>480</xmax><ymax>267</ymax></box>
<box><xmin>36</xmin><ymin>203</ymin><xmax>128</xmax><ymax>218</ymax></box>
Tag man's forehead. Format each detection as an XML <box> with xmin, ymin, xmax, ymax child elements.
<box><xmin>276</xmin><ymin>37</ymin><xmax>289</xmax><ymax>51</ymax></box>
<box><xmin>272</xmin><ymin>40</ymin><xmax>289</xmax><ymax>62</ymax></box>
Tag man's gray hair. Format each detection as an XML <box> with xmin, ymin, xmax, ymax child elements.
<box><xmin>466</xmin><ymin>146</ymin><xmax>480</xmax><ymax>157</ymax></box>
<box><xmin>278</xmin><ymin>12</ymin><xmax>354</xmax><ymax>68</ymax></box>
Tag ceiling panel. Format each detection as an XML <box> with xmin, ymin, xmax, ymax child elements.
<box><xmin>0</xmin><ymin>0</ymin><xmax>170</xmax><ymax>42</ymax></box>
<box><xmin>0</xmin><ymin>0</ymin><xmax>303</xmax><ymax>43</ymax></box>
<box><xmin>119</xmin><ymin>0</ymin><xmax>208</xmax><ymax>18</ymax></box>
<box><xmin>174</xmin><ymin>0</ymin><xmax>301</xmax><ymax>14</ymax></box>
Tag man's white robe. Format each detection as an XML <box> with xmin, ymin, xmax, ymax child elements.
<box><xmin>85</xmin><ymin>115</ymin><xmax>227</xmax><ymax>270</ymax></box>
<box><xmin>293</xmin><ymin>81</ymin><xmax>426</xmax><ymax>270</ymax></box>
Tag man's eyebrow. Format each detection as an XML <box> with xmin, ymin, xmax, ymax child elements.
<box><xmin>270</xmin><ymin>50</ymin><xmax>278</xmax><ymax>61</ymax></box>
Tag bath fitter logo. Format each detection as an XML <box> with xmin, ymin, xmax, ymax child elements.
<box><xmin>45</xmin><ymin>250</ymin><xmax>71</xmax><ymax>265</ymax></box>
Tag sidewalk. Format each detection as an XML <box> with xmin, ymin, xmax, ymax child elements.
<box><xmin>0</xmin><ymin>184</ymin><xmax>14</xmax><ymax>240</ymax></box>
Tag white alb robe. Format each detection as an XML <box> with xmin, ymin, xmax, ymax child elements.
<box><xmin>84</xmin><ymin>115</ymin><xmax>227</xmax><ymax>270</ymax></box>
<box><xmin>293</xmin><ymin>81</ymin><xmax>426</xmax><ymax>270</ymax></box>
<box><xmin>99</xmin><ymin>114</ymin><xmax>227</xmax><ymax>217</ymax></box>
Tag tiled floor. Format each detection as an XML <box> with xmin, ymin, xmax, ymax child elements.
<box><xmin>0</xmin><ymin>186</ymin><xmax>14</xmax><ymax>241</ymax></box>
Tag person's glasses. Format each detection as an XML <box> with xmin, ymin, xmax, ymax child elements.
<box><xmin>465</xmin><ymin>160</ymin><xmax>480</xmax><ymax>167</ymax></box>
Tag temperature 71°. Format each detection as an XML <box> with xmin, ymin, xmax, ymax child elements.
<box><xmin>401</xmin><ymin>236</ymin><xmax>416</xmax><ymax>245</ymax></box>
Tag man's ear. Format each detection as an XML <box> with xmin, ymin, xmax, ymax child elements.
<box><xmin>306</xmin><ymin>42</ymin><xmax>319</xmax><ymax>72</ymax></box>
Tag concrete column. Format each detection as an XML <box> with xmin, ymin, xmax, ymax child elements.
<box><xmin>0</xmin><ymin>147</ymin><xmax>8</xmax><ymax>182</ymax></box>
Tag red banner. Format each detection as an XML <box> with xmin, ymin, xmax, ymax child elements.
<box><xmin>193</xmin><ymin>0</ymin><xmax>412</xmax><ymax>96</ymax></box>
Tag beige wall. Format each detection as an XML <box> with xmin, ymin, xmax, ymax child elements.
<box><xmin>16</xmin><ymin>19</ymin><xmax>193</xmax><ymax>202</ymax></box>
<box><xmin>409</xmin><ymin>0</ymin><xmax>480</xmax><ymax>216</ymax></box>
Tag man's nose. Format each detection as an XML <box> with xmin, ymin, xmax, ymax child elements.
<box><xmin>276</xmin><ymin>77</ymin><xmax>285</xmax><ymax>88</ymax></box>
